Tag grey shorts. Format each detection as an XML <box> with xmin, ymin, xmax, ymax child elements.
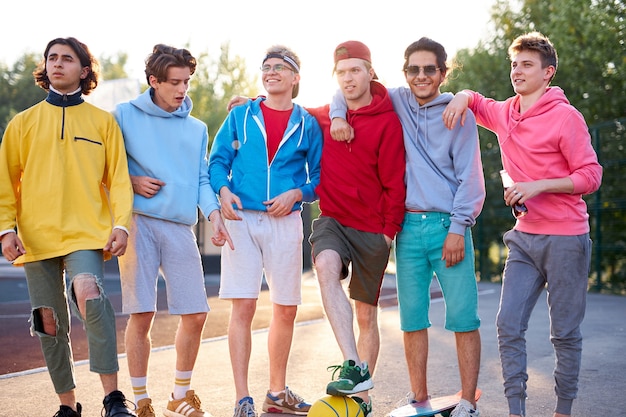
<box><xmin>119</xmin><ymin>214</ymin><xmax>209</xmax><ymax>315</ymax></box>
<box><xmin>309</xmin><ymin>216</ymin><xmax>390</xmax><ymax>305</ymax></box>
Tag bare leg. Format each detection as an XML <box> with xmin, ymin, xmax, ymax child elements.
<box><xmin>268</xmin><ymin>303</ymin><xmax>297</xmax><ymax>391</ymax></box>
<box><xmin>354</xmin><ymin>300</ymin><xmax>380</xmax><ymax>372</ymax></box>
<box><xmin>315</xmin><ymin>250</ymin><xmax>360</xmax><ymax>362</ymax></box>
<box><xmin>455</xmin><ymin>329</ymin><xmax>481</xmax><ymax>408</ymax></box>
<box><xmin>125</xmin><ymin>312</ymin><xmax>155</xmax><ymax>378</ymax></box>
<box><xmin>404</xmin><ymin>329</ymin><xmax>429</xmax><ymax>402</ymax></box>
<box><xmin>229</xmin><ymin>298</ymin><xmax>257</xmax><ymax>402</ymax></box>
<box><xmin>175</xmin><ymin>313</ymin><xmax>208</xmax><ymax>372</ymax></box>
<box><xmin>353</xmin><ymin>300</ymin><xmax>379</xmax><ymax>402</ymax></box>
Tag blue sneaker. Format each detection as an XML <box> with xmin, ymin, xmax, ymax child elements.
<box><xmin>234</xmin><ymin>397</ymin><xmax>257</xmax><ymax>417</ymax></box>
<box><xmin>262</xmin><ymin>387</ymin><xmax>311</xmax><ymax>415</ymax></box>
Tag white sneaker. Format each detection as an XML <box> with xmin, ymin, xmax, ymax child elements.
<box><xmin>394</xmin><ymin>392</ymin><xmax>418</xmax><ymax>408</ymax></box>
<box><xmin>450</xmin><ymin>399</ymin><xmax>480</xmax><ymax>417</ymax></box>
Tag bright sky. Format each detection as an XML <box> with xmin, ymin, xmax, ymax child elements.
<box><xmin>2</xmin><ymin>0</ymin><xmax>496</xmax><ymax>107</ymax></box>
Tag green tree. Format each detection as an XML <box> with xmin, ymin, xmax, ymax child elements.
<box><xmin>444</xmin><ymin>0</ymin><xmax>626</xmax><ymax>287</ymax></box>
<box><xmin>0</xmin><ymin>53</ymin><xmax>46</xmax><ymax>138</ymax></box>
<box><xmin>188</xmin><ymin>42</ymin><xmax>259</xmax><ymax>147</ymax></box>
<box><xmin>99</xmin><ymin>51</ymin><xmax>129</xmax><ymax>80</ymax></box>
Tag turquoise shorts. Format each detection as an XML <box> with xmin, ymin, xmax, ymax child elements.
<box><xmin>394</xmin><ymin>212</ymin><xmax>480</xmax><ymax>332</ymax></box>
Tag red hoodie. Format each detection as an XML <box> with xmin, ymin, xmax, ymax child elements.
<box><xmin>307</xmin><ymin>81</ymin><xmax>406</xmax><ymax>238</ymax></box>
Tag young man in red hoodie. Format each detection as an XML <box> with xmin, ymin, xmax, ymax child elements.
<box><xmin>306</xmin><ymin>41</ymin><xmax>406</xmax><ymax>417</ymax></box>
<box><xmin>444</xmin><ymin>32</ymin><xmax>602</xmax><ymax>417</ymax></box>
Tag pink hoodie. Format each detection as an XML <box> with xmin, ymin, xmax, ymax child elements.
<box><xmin>467</xmin><ymin>87</ymin><xmax>602</xmax><ymax>235</ymax></box>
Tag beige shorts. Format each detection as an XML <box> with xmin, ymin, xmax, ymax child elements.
<box><xmin>219</xmin><ymin>209</ymin><xmax>303</xmax><ymax>305</ymax></box>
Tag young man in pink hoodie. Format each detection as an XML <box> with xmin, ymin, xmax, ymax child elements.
<box><xmin>445</xmin><ymin>32</ymin><xmax>602</xmax><ymax>417</ymax></box>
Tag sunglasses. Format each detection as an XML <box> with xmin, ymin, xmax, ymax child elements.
<box><xmin>260</xmin><ymin>64</ymin><xmax>294</xmax><ymax>73</ymax></box>
<box><xmin>404</xmin><ymin>65</ymin><xmax>440</xmax><ymax>77</ymax></box>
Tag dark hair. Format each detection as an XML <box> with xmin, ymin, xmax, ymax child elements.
<box><xmin>508</xmin><ymin>31</ymin><xmax>558</xmax><ymax>80</ymax></box>
<box><xmin>403</xmin><ymin>37</ymin><xmax>449</xmax><ymax>75</ymax></box>
<box><xmin>33</xmin><ymin>37</ymin><xmax>99</xmax><ymax>95</ymax></box>
<box><xmin>144</xmin><ymin>44</ymin><xmax>196</xmax><ymax>85</ymax></box>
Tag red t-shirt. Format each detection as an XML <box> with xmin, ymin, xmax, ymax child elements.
<box><xmin>261</xmin><ymin>102</ymin><xmax>293</xmax><ymax>163</ymax></box>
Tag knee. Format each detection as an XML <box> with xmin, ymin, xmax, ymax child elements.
<box><xmin>181</xmin><ymin>312</ymin><xmax>208</xmax><ymax>330</ymax></box>
<box><xmin>232</xmin><ymin>299</ymin><xmax>257</xmax><ymax>322</ymax></box>
<box><xmin>127</xmin><ymin>312</ymin><xmax>156</xmax><ymax>334</ymax></box>
<box><xmin>314</xmin><ymin>250</ymin><xmax>341</xmax><ymax>283</ymax></box>
<box><xmin>33</xmin><ymin>307</ymin><xmax>57</xmax><ymax>336</ymax></box>
<box><xmin>72</xmin><ymin>273</ymin><xmax>101</xmax><ymax>303</ymax></box>
<box><xmin>274</xmin><ymin>304</ymin><xmax>297</xmax><ymax>323</ymax></box>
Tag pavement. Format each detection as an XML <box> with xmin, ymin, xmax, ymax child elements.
<box><xmin>1</xmin><ymin>255</ymin><xmax>626</xmax><ymax>417</ymax></box>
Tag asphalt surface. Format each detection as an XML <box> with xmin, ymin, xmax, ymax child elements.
<box><xmin>1</xmin><ymin>257</ymin><xmax>625</xmax><ymax>417</ymax></box>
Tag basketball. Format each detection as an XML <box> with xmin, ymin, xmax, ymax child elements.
<box><xmin>308</xmin><ymin>395</ymin><xmax>363</xmax><ymax>417</ymax></box>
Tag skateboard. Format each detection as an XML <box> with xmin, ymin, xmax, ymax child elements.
<box><xmin>388</xmin><ymin>388</ymin><xmax>482</xmax><ymax>417</ymax></box>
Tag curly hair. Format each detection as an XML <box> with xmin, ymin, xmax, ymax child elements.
<box><xmin>144</xmin><ymin>44</ymin><xmax>197</xmax><ymax>85</ymax></box>
<box><xmin>33</xmin><ymin>37</ymin><xmax>99</xmax><ymax>95</ymax></box>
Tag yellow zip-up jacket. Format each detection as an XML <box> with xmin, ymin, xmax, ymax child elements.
<box><xmin>0</xmin><ymin>90</ymin><xmax>133</xmax><ymax>264</ymax></box>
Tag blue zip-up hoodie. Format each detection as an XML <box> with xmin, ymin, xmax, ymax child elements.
<box><xmin>209</xmin><ymin>96</ymin><xmax>322</xmax><ymax>212</ymax></box>
<box><xmin>114</xmin><ymin>88</ymin><xmax>219</xmax><ymax>225</ymax></box>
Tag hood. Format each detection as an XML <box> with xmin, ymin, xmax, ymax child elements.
<box><xmin>129</xmin><ymin>88</ymin><xmax>193</xmax><ymax>118</ymax></box>
<box><xmin>510</xmin><ymin>86</ymin><xmax>570</xmax><ymax>122</ymax></box>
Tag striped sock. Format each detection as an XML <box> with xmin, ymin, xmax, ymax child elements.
<box><xmin>131</xmin><ymin>376</ymin><xmax>149</xmax><ymax>402</ymax></box>
<box><xmin>173</xmin><ymin>370</ymin><xmax>193</xmax><ymax>400</ymax></box>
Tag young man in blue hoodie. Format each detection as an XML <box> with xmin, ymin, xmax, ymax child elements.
<box><xmin>330</xmin><ymin>37</ymin><xmax>485</xmax><ymax>417</ymax></box>
<box><xmin>209</xmin><ymin>45</ymin><xmax>322</xmax><ymax>417</ymax></box>
<box><xmin>114</xmin><ymin>44</ymin><xmax>233</xmax><ymax>417</ymax></box>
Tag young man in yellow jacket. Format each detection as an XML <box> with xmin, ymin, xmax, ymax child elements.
<box><xmin>0</xmin><ymin>37</ymin><xmax>135</xmax><ymax>417</ymax></box>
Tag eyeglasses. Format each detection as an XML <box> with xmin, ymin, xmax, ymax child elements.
<box><xmin>404</xmin><ymin>65</ymin><xmax>440</xmax><ymax>77</ymax></box>
<box><xmin>260</xmin><ymin>64</ymin><xmax>294</xmax><ymax>73</ymax></box>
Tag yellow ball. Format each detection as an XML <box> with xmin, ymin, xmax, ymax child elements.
<box><xmin>308</xmin><ymin>395</ymin><xmax>363</xmax><ymax>417</ymax></box>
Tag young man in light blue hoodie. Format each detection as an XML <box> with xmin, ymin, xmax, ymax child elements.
<box><xmin>114</xmin><ymin>44</ymin><xmax>233</xmax><ymax>417</ymax></box>
<box><xmin>209</xmin><ymin>45</ymin><xmax>322</xmax><ymax>417</ymax></box>
<box><xmin>330</xmin><ymin>37</ymin><xmax>485</xmax><ymax>417</ymax></box>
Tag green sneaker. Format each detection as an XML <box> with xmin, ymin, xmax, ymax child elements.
<box><xmin>352</xmin><ymin>397</ymin><xmax>372</xmax><ymax>417</ymax></box>
<box><xmin>326</xmin><ymin>360</ymin><xmax>373</xmax><ymax>396</ymax></box>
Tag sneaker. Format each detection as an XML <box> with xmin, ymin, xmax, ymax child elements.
<box><xmin>164</xmin><ymin>390</ymin><xmax>210</xmax><ymax>417</ymax></box>
<box><xmin>394</xmin><ymin>392</ymin><xmax>419</xmax><ymax>408</ymax></box>
<box><xmin>54</xmin><ymin>403</ymin><xmax>82</xmax><ymax>417</ymax></box>
<box><xmin>234</xmin><ymin>396</ymin><xmax>257</xmax><ymax>417</ymax></box>
<box><xmin>450</xmin><ymin>399</ymin><xmax>480</xmax><ymax>417</ymax></box>
<box><xmin>135</xmin><ymin>398</ymin><xmax>155</xmax><ymax>417</ymax></box>
<box><xmin>351</xmin><ymin>397</ymin><xmax>372</xmax><ymax>417</ymax></box>
<box><xmin>102</xmin><ymin>390</ymin><xmax>137</xmax><ymax>417</ymax></box>
<box><xmin>326</xmin><ymin>360</ymin><xmax>373</xmax><ymax>396</ymax></box>
<box><xmin>262</xmin><ymin>386</ymin><xmax>311</xmax><ymax>415</ymax></box>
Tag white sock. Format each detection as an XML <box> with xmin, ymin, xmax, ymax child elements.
<box><xmin>173</xmin><ymin>370</ymin><xmax>193</xmax><ymax>400</ymax></box>
<box><xmin>131</xmin><ymin>376</ymin><xmax>149</xmax><ymax>402</ymax></box>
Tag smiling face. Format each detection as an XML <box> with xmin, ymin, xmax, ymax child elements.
<box><xmin>404</xmin><ymin>50</ymin><xmax>445</xmax><ymax>106</ymax></box>
<box><xmin>510</xmin><ymin>50</ymin><xmax>555</xmax><ymax>97</ymax></box>
<box><xmin>45</xmin><ymin>44</ymin><xmax>89</xmax><ymax>94</ymax></box>
<box><xmin>149</xmin><ymin>66</ymin><xmax>191</xmax><ymax>112</ymax></box>
<box><xmin>262</xmin><ymin>57</ymin><xmax>298</xmax><ymax>98</ymax></box>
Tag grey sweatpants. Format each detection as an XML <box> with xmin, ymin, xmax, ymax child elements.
<box><xmin>496</xmin><ymin>230</ymin><xmax>591</xmax><ymax>416</ymax></box>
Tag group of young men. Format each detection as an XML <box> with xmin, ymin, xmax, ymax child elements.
<box><xmin>0</xmin><ymin>30</ymin><xmax>601</xmax><ymax>417</ymax></box>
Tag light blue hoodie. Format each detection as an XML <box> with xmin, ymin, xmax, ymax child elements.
<box><xmin>114</xmin><ymin>88</ymin><xmax>219</xmax><ymax>225</ymax></box>
<box><xmin>209</xmin><ymin>96</ymin><xmax>322</xmax><ymax>212</ymax></box>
